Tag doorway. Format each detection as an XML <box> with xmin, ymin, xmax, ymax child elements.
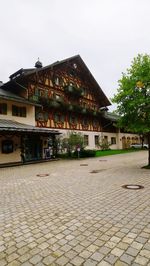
<box><xmin>24</xmin><ymin>135</ymin><xmax>42</xmax><ymax>161</ymax></box>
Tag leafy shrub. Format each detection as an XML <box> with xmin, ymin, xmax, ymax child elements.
<box><xmin>73</xmin><ymin>149</ymin><xmax>96</xmax><ymax>158</ymax></box>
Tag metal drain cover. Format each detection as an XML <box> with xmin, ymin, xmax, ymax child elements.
<box><xmin>122</xmin><ymin>184</ymin><xmax>144</xmax><ymax>190</ymax></box>
<box><xmin>36</xmin><ymin>174</ymin><xmax>49</xmax><ymax>177</ymax></box>
<box><xmin>80</xmin><ymin>164</ymin><xmax>88</xmax><ymax>166</ymax></box>
<box><xmin>90</xmin><ymin>169</ymin><xmax>105</xmax><ymax>173</ymax></box>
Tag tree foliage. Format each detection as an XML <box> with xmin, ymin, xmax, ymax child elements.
<box><xmin>96</xmin><ymin>136</ymin><xmax>111</xmax><ymax>150</ymax></box>
<box><xmin>59</xmin><ymin>131</ymin><xmax>85</xmax><ymax>156</ymax></box>
<box><xmin>112</xmin><ymin>54</ymin><xmax>150</xmax><ymax>166</ymax></box>
<box><xmin>112</xmin><ymin>54</ymin><xmax>150</xmax><ymax>133</ymax></box>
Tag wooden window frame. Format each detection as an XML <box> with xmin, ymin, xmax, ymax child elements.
<box><xmin>84</xmin><ymin>135</ymin><xmax>89</xmax><ymax>146</ymax></box>
<box><xmin>95</xmin><ymin>135</ymin><xmax>99</xmax><ymax>145</ymax></box>
<box><xmin>12</xmin><ymin>105</ymin><xmax>26</xmax><ymax>117</ymax></box>
<box><xmin>111</xmin><ymin>137</ymin><xmax>116</xmax><ymax>145</ymax></box>
<box><xmin>0</xmin><ymin>103</ymin><xmax>7</xmax><ymax>114</ymax></box>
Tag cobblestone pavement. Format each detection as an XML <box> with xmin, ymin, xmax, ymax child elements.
<box><xmin>0</xmin><ymin>151</ymin><xmax>150</xmax><ymax>266</ymax></box>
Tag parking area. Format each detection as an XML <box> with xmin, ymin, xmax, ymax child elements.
<box><xmin>0</xmin><ymin>151</ymin><xmax>150</xmax><ymax>265</ymax></box>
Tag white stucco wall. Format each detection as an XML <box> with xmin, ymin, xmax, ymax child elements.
<box><xmin>56</xmin><ymin>129</ymin><xmax>140</xmax><ymax>150</ymax></box>
<box><xmin>0</xmin><ymin>136</ymin><xmax>21</xmax><ymax>164</ymax></box>
<box><xmin>0</xmin><ymin>99</ymin><xmax>35</xmax><ymax>125</ymax></box>
<box><xmin>0</xmin><ymin>99</ymin><xmax>36</xmax><ymax>164</ymax></box>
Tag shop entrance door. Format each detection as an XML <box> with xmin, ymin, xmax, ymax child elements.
<box><xmin>25</xmin><ymin>136</ymin><xmax>42</xmax><ymax>161</ymax></box>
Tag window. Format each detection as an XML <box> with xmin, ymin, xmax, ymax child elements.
<box><xmin>55</xmin><ymin>77</ymin><xmax>59</xmax><ymax>85</ymax></box>
<box><xmin>104</xmin><ymin>136</ymin><xmax>108</xmax><ymax>143</ymax></box>
<box><xmin>111</xmin><ymin>137</ymin><xmax>116</xmax><ymax>145</ymax></box>
<box><xmin>0</xmin><ymin>103</ymin><xmax>7</xmax><ymax>114</ymax></box>
<box><xmin>83</xmin><ymin>102</ymin><xmax>87</xmax><ymax>108</ymax></box>
<box><xmin>12</xmin><ymin>105</ymin><xmax>26</xmax><ymax>117</ymax></box>
<box><xmin>95</xmin><ymin>135</ymin><xmax>99</xmax><ymax>146</ymax></box>
<box><xmin>55</xmin><ymin>94</ymin><xmax>61</xmax><ymax>100</ymax></box>
<box><xmin>2</xmin><ymin>140</ymin><xmax>13</xmax><ymax>154</ymax></box>
<box><xmin>45</xmin><ymin>89</ymin><xmax>48</xmax><ymax>97</ymax></box>
<box><xmin>35</xmin><ymin>88</ymin><xmax>40</xmax><ymax>96</ymax></box>
<box><xmin>84</xmin><ymin>135</ymin><xmax>89</xmax><ymax>146</ymax></box>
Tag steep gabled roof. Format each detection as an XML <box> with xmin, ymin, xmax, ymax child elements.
<box><xmin>4</xmin><ymin>55</ymin><xmax>111</xmax><ymax>107</ymax></box>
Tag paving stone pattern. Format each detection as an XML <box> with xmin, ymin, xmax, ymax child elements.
<box><xmin>0</xmin><ymin>151</ymin><xmax>150</xmax><ymax>265</ymax></box>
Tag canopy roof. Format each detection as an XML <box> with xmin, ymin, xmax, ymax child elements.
<box><xmin>0</xmin><ymin>119</ymin><xmax>60</xmax><ymax>135</ymax></box>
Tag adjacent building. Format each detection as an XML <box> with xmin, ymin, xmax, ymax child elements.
<box><xmin>0</xmin><ymin>87</ymin><xmax>60</xmax><ymax>165</ymax></box>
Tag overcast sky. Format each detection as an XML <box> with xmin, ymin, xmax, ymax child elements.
<box><xmin>0</xmin><ymin>0</ymin><xmax>150</xmax><ymax>110</ymax></box>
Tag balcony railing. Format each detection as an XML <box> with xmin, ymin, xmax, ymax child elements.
<box><xmin>29</xmin><ymin>95</ymin><xmax>39</xmax><ymax>102</ymax></box>
<box><xmin>64</xmin><ymin>85</ymin><xmax>84</xmax><ymax>98</ymax></box>
<box><xmin>35</xmin><ymin>95</ymin><xmax>101</xmax><ymax>116</ymax></box>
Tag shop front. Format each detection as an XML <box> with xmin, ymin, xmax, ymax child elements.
<box><xmin>0</xmin><ymin>119</ymin><xmax>60</xmax><ymax>166</ymax></box>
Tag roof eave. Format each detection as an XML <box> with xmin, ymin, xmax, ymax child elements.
<box><xmin>0</xmin><ymin>95</ymin><xmax>41</xmax><ymax>107</ymax></box>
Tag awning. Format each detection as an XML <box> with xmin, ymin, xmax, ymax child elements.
<box><xmin>0</xmin><ymin>119</ymin><xmax>60</xmax><ymax>135</ymax></box>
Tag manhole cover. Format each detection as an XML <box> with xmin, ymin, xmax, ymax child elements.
<box><xmin>90</xmin><ymin>169</ymin><xmax>105</xmax><ymax>173</ymax></box>
<box><xmin>36</xmin><ymin>174</ymin><xmax>49</xmax><ymax>177</ymax></box>
<box><xmin>122</xmin><ymin>184</ymin><xmax>144</xmax><ymax>190</ymax></box>
<box><xmin>80</xmin><ymin>164</ymin><xmax>88</xmax><ymax>166</ymax></box>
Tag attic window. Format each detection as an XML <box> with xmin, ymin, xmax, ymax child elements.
<box><xmin>55</xmin><ymin>77</ymin><xmax>59</xmax><ymax>85</ymax></box>
<box><xmin>73</xmin><ymin>63</ymin><xmax>77</xmax><ymax>69</ymax></box>
<box><xmin>70</xmin><ymin>70</ymin><xmax>75</xmax><ymax>77</ymax></box>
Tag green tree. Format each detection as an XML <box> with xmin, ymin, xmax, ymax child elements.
<box><xmin>60</xmin><ymin>131</ymin><xmax>85</xmax><ymax>156</ymax></box>
<box><xmin>98</xmin><ymin>136</ymin><xmax>111</xmax><ymax>151</ymax></box>
<box><xmin>112</xmin><ymin>54</ymin><xmax>150</xmax><ymax>165</ymax></box>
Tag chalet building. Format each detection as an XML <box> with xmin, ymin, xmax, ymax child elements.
<box><xmin>0</xmin><ymin>55</ymin><xmax>140</xmax><ymax>165</ymax></box>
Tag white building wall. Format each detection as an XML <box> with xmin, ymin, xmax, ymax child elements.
<box><xmin>119</xmin><ymin>132</ymin><xmax>140</xmax><ymax>149</ymax></box>
<box><xmin>57</xmin><ymin>129</ymin><xmax>99</xmax><ymax>149</ymax></box>
<box><xmin>0</xmin><ymin>136</ymin><xmax>21</xmax><ymax>164</ymax></box>
<box><xmin>0</xmin><ymin>99</ymin><xmax>35</xmax><ymax>125</ymax></box>
<box><xmin>57</xmin><ymin>129</ymin><xmax>140</xmax><ymax>150</ymax></box>
<box><xmin>0</xmin><ymin>99</ymin><xmax>36</xmax><ymax>164</ymax></box>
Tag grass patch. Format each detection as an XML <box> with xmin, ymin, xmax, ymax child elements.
<box><xmin>58</xmin><ymin>148</ymin><xmax>142</xmax><ymax>159</ymax></box>
<box><xmin>95</xmin><ymin>149</ymin><xmax>141</xmax><ymax>157</ymax></box>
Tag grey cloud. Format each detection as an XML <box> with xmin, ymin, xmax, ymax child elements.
<box><xmin>0</xmin><ymin>0</ymin><xmax>150</xmax><ymax>110</ymax></box>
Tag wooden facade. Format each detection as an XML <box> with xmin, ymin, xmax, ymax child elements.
<box><xmin>7</xmin><ymin>55</ymin><xmax>113</xmax><ymax>135</ymax></box>
<box><xmin>2</xmin><ymin>55</ymin><xmax>140</xmax><ymax>152</ymax></box>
